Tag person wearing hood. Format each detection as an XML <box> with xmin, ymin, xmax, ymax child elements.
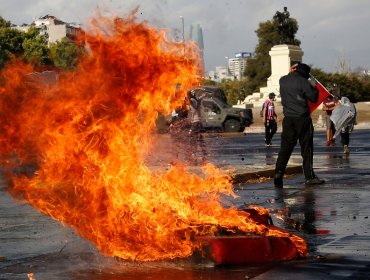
<box><xmin>330</xmin><ymin>96</ymin><xmax>357</xmax><ymax>154</ymax></box>
<box><xmin>274</xmin><ymin>62</ymin><xmax>325</xmax><ymax>187</ymax></box>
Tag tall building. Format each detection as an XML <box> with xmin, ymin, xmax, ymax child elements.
<box><xmin>207</xmin><ymin>66</ymin><xmax>231</xmax><ymax>82</ymax></box>
<box><xmin>227</xmin><ymin>52</ymin><xmax>253</xmax><ymax>80</ymax></box>
<box><xmin>189</xmin><ymin>23</ymin><xmax>204</xmax><ymax>74</ymax></box>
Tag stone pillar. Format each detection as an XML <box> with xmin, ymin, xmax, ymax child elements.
<box><xmin>240</xmin><ymin>44</ymin><xmax>304</xmax><ymax>108</ymax></box>
<box><xmin>260</xmin><ymin>44</ymin><xmax>303</xmax><ymax>99</ymax></box>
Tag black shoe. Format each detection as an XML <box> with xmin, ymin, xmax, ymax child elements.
<box><xmin>305</xmin><ymin>176</ymin><xmax>325</xmax><ymax>185</ymax></box>
<box><xmin>274</xmin><ymin>171</ymin><xmax>283</xmax><ymax>188</ymax></box>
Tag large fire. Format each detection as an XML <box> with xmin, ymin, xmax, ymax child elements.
<box><xmin>0</xmin><ymin>12</ymin><xmax>307</xmax><ymax>261</ymax></box>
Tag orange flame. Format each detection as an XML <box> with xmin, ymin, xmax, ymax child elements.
<box><xmin>0</xmin><ymin>13</ymin><xmax>307</xmax><ymax>261</ymax></box>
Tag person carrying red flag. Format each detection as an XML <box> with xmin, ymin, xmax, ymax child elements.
<box><xmin>274</xmin><ymin>63</ymin><xmax>325</xmax><ymax>188</ymax></box>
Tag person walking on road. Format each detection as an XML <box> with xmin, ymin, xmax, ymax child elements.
<box><xmin>262</xmin><ymin>92</ymin><xmax>278</xmax><ymax>146</ymax></box>
<box><xmin>187</xmin><ymin>90</ymin><xmax>207</xmax><ymax>164</ymax></box>
<box><xmin>274</xmin><ymin>63</ymin><xmax>325</xmax><ymax>188</ymax></box>
<box><xmin>331</xmin><ymin>96</ymin><xmax>357</xmax><ymax>155</ymax></box>
<box><xmin>322</xmin><ymin>93</ymin><xmax>339</xmax><ymax>146</ymax></box>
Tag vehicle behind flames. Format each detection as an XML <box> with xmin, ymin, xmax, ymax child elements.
<box><xmin>157</xmin><ymin>86</ymin><xmax>253</xmax><ymax>133</ymax></box>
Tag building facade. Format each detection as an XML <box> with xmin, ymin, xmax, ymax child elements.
<box><xmin>227</xmin><ymin>52</ymin><xmax>253</xmax><ymax>80</ymax></box>
<box><xmin>208</xmin><ymin>52</ymin><xmax>253</xmax><ymax>82</ymax></box>
<box><xmin>16</xmin><ymin>15</ymin><xmax>84</xmax><ymax>46</ymax></box>
<box><xmin>207</xmin><ymin>66</ymin><xmax>232</xmax><ymax>82</ymax></box>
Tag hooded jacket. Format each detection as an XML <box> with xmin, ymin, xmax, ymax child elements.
<box><xmin>330</xmin><ymin>97</ymin><xmax>356</xmax><ymax>138</ymax></box>
<box><xmin>279</xmin><ymin>66</ymin><xmax>319</xmax><ymax>117</ymax></box>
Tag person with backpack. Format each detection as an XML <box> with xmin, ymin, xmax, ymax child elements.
<box><xmin>262</xmin><ymin>92</ymin><xmax>278</xmax><ymax>146</ymax></box>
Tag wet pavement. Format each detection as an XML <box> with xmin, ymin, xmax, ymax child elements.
<box><xmin>1</xmin><ymin>128</ymin><xmax>370</xmax><ymax>279</ymax></box>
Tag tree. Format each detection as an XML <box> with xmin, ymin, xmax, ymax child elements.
<box><xmin>245</xmin><ymin>7</ymin><xmax>300</xmax><ymax>94</ymax></box>
<box><xmin>0</xmin><ymin>17</ymin><xmax>51</xmax><ymax>68</ymax></box>
<box><xmin>212</xmin><ymin>79</ymin><xmax>250</xmax><ymax>105</ymax></box>
<box><xmin>335</xmin><ymin>50</ymin><xmax>351</xmax><ymax>75</ymax></box>
<box><xmin>22</xmin><ymin>27</ymin><xmax>50</xmax><ymax>66</ymax></box>
<box><xmin>0</xmin><ymin>16</ymin><xmax>24</xmax><ymax>68</ymax></box>
<box><xmin>49</xmin><ymin>38</ymin><xmax>85</xmax><ymax>70</ymax></box>
<box><xmin>311</xmin><ymin>67</ymin><xmax>369</xmax><ymax>102</ymax></box>
<box><xmin>0</xmin><ymin>16</ymin><xmax>11</xmax><ymax>28</ymax></box>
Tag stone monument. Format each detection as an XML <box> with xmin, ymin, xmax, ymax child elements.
<box><xmin>242</xmin><ymin>44</ymin><xmax>303</xmax><ymax>107</ymax></box>
<box><xmin>238</xmin><ymin>7</ymin><xmax>303</xmax><ymax>108</ymax></box>
<box><xmin>260</xmin><ymin>44</ymin><xmax>303</xmax><ymax>101</ymax></box>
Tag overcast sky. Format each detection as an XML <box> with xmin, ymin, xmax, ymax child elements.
<box><xmin>1</xmin><ymin>0</ymin><xmax>369</xmax><ymax>73</ymax></box>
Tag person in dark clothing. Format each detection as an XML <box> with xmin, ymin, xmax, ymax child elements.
<box><xmin>274</xmin><ymin>63</ymin><xmax>325</xmax><ymax>187</ymax></box>
<box><xmin>262</xmin><ymin>92</ymin><xmax>278</xmax><ymax>146</ymax></box>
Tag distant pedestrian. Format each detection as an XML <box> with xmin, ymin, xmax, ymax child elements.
<box><xmin>187</xmin><ymin>90</ymin><xmax>207</xmax><ymax>164</ymax></box>
<box><xmin>262</xmin><ymin>92</ymin><xmax>278</xmax><ymax>146</ymax></box>
<box><xmin>331</xmin><ymin>96</ymin><xmax>357</xmax><ymax>155</ymax></box>
<box><xmin>274</xmin><ymin>63</ymin><xmax>325</xmax><ymax>188</ymax></box>
<box><xmin>322</xmin><ymin>93</ymin><xmax>339</xmax><ymax>146</ymax></box>
<box><xmin>169</xmin><ymin>104</ymin><xmax>190</xmax><ymax>160</ymax></box>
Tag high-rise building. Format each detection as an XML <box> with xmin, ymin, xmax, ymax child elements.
<box><xmin>189</xmin><ymin>23</ymin><xmax>204</xmax><ymax>74</ymax></box>
<box><xmin>227</xmin><ymin>52</ymin><xmax>253</xmax><ymax>80</ymax></box>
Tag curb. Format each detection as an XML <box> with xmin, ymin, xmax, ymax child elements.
<box><xmin>231</xmin><ymin>165</ymin><xmax>302</xmax><ymax>184</ymax></box>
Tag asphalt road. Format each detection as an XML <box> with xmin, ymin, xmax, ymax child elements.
<box><xmin>214</xmin><ymin>129</ymin><xmax>370</xmax><ymax>279</ymax></box>
<box><xmin>0</xmin><ymin>128</ymin><xmax>369</xmax><ymax>279</ymax></box>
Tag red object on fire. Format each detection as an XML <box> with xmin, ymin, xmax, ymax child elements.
<box><xmin>197</xmin><ymin>209</ymin><xmax>301</xmax><ymax>265</ymax></box>
<box><xmin>308</xmin><ymin>78</ymin><xmax>331</xmax><ymax>113</ymax></box>
<box><xmin>198</xmin><ymin>234</ymin><xmax>298</xmax><ymax>265</ymax></box>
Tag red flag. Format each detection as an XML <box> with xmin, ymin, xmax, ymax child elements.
<box><xmin>308</xmin><ymin>77</ymin><xmax>331</xmax><ymax>113</ymax></box>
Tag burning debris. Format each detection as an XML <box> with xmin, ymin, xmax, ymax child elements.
<box><xmin>0</xmin><ymin>11</ymin><xmax>307</xmax><ymax>263</ymax></box>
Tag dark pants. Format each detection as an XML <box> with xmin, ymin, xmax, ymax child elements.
<box><xmin>340</xmin><ymin>128</ymin><xmax>350</xmax><ymax>146</ymax></box>
<box><xmin>275</xmin><ymin>116</ymin><xmax>315</xmax><ymax>179</ymax></box>
<box><xmin>265</xmin><ymin>119</ymin><xmax>277</xmax><ymax>144</ymax></box>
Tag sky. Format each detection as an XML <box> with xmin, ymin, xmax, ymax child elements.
<box><xmin>1</xmin><ymin>0</ymin><xmax>369</xmax><ymax>73</ymax></box>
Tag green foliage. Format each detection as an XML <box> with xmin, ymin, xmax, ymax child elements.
<box><xmin>358</xmin><ymin>75</ymin><xmax>370</xmax><ymax>101</ymax></box>
<box><xmin>202</xmin><ymin>79</ymin><xmax>217</xmax><ymax>86</ymax></box>
<box><xmin>0</xmin><ymin>17</ymin><xmax>11</xmax><ymax>28</ymax></box>
<box><xmin>0</xmin><ymin>19</ymin><xmax>24</xmax><ymax>67</ymax></box>
<box><xmin>217</xmin><ymin>79</ymin><xmax>249</xmax><ymax>105</ymax></box>
<box><xmin>22</xmin><ymin>28</ymin><xmax>50</xmax><ymax>66</ymax></box>
<box><xmin>311</xmin><ymin>68</ymin><xmax>370</xmax><ymax>102</ymax></box>
<box><xmin>0</xmin><ymin>17</ymin><xmax>50</xmax><ymax>68</ymax></box>
<box><xmin>0</xmin><ymin>16</ymin><xmax>85</xmax><ymax>70</ymax></box>
<box><xmin>49</xmin><ymin>38</ymin><xmax>85</xmax><ymax>70</ymax></box>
